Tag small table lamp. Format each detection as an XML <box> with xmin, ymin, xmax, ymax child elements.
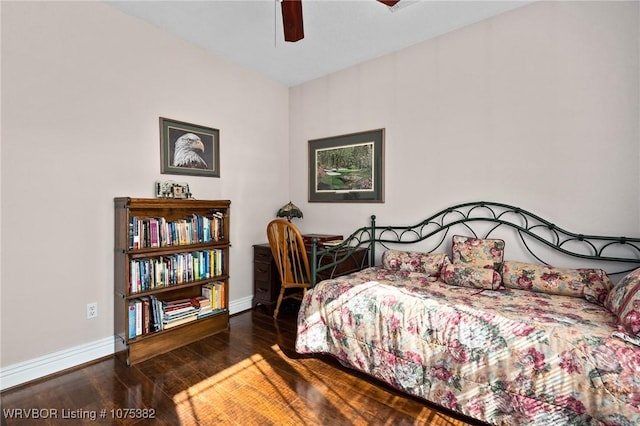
<box><xmin>276</xmin><ymin>201</ymin><xmax>303</xmax><ymax>222</ymax></box>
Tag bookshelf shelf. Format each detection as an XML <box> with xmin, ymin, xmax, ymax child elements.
<box><xmin>114</xmin><ymin>197</ymin><xmax>231</xmax><ymax>365</ymax></box>
<box><xmin>125</xmin><ymin>242</ymin><xmax>228</xmax><ymax>258</ymax></box>
<box><xmin>116</xmin><ymin>276</ymin><xmax>230</xmax><ymax>299</ymax></box>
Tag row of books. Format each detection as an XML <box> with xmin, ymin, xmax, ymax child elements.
<box><xmin>129</xmin><ymin>249</ymin><xmax>224</xmax><ymax>294</ymax></box>
<box><xmin>202</xmin><ymin>281</ymin><xmax>226</xmax><ymax>312</ymax></box>
<box><xmin>128</xmin><ymin>211</ymin><xmax>225</xmax><ymax>250</ymax></box>
<box><xmin>128</xmin><ymin>282</ymin><xmax>226</xmax><ymax>339</ymax></box>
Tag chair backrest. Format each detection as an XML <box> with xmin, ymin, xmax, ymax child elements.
<box><xmin>266</xmin><ymin>219</ymin><xmax>311</xmax><ymax>286</ymax></box>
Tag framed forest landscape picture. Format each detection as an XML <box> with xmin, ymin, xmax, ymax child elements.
<box><xmin>160</xmin><ymin>117</ymin><xmax>220</xmax><ymax>177</ymax></box>
<box><xmin>308</xmin><ymin>128</ymin><xmax>385</xmax><ymax>203</ymax></box>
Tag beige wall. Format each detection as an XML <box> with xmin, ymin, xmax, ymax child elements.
<box><xmin>1</xmin><ymin>0</ymin><xmax>639</xmax><ymax>388</ymax></box>
<box><xmin>1</xmin><ymin>1</ymin><xmax>289</xmax><ymax>375</ymax></box>
<box><xmin>290</xmin><ymin>1</ymin><xmax>640</xmax><ymax>241</ymax></box>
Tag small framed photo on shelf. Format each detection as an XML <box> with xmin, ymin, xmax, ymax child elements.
<box><xmin>308</xmin><ymin>128</ymin><xmax>385</xmax><ymax>203</ymax></box>
<box><xmin>155</xmin><ymin>181</ymin><xmax>192</xmax><ymax>199</ymax></box>
<box><xmin>160</xmin><ymin>117</ymin><xmax>220</xmax><ymax>177</ymax></box>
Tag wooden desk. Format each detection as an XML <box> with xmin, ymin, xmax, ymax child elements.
<box><xmin>252</xmin><ymin>243</ymin><xmax>369</xmax><ymax>309</ymax></box>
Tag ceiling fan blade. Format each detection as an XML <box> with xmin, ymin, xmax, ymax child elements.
<box><xmin>281</xmin><ymin>0</ymin><xmax>304</xmax><ymax>42</ymax></box>
<box><xmin>377</xmin><ymin>0</ymin><xmax>400</xmax><ymax>6</ymax></box>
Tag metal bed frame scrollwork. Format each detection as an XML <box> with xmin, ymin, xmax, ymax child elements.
<box><xmin>309</xmin><ymin>201</ymin><xmax>640</xmax><ymax>286</ymax></box>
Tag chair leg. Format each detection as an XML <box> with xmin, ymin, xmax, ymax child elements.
<box><xmin>273</xmin><ymin>287</ymin><xmax>285</xmax><ymax>319</ymax></box>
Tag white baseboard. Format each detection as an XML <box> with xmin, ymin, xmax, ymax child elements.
<box><xmin>0</xmin><ymin>296</ymin><xmax>254</xmax><ymax>391</ymax></box>
<box><xmin>0</xmin><ymin>336</ymin><xmax>115</xmax><ymax>392</ymax></box>
<box><xmin>229</xmin><ymin>295</ymin><xmax>253</xmax><ymax>315</ymax></box>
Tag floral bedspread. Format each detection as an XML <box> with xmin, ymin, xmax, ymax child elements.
<box><xmin>295</xmin><ymin>267</ymin><xmax>640</xmax><ymax>425</ymax></box>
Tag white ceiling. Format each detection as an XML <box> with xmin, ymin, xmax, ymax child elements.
<box><xmin>106</xmin><ymin>0</ymin><xmax>532</xmax><ymax>87</ymax></box>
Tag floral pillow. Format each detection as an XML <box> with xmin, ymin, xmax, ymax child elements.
<box><xmin>441</xmin><ymin>262</ymin><xmax>502</xmax><ymax>290</ymax></box>
<box><xmin>605</xmin><ymin>268</ymin><xmax>640</xmax><ymax>337</ymax></box>
<box><xmin>451</xmin><ymin>235</ymin><xmax>505</xmax><ymax>271</ymax></box>
<box><xmin>581</xmin><ymin>269</ymin><xmax>615</xmax><ymax>305</ymax></box>
<box><xmin>502</xmin><ymin>261</ymin><xmax>613</xmax><ymax>305</ymax></box>
<box><xmin>381</xmin><ymin>249</ymin><xmax>448</xmax><ymax>276</ymax></box>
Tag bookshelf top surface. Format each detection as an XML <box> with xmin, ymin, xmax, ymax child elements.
<box><xmin>115</xmin><ymin>197</ymin><xmax>231</xmax><ymax>210</ymax></box>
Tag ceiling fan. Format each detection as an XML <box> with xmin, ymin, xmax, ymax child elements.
<box><xmin>281</xmin><ymin>0</ymin><xmax>401</xmax><ymax>42</ymax></box>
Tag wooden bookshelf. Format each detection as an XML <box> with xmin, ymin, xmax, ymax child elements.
<box><xmin>114</xmin><ymin>197</ymin><xmax>231</xmax><ymax>365</ymax></box>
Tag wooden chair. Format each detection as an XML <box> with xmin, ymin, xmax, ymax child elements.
<box><xmin>266</xmin><ymin>219</ymin><xmax>312</xmax><ymax>319</ymax></box>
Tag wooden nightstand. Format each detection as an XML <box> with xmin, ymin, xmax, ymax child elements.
<box><xmin>252</xmin><ymin>243</ymin><xmax>369</xmax><ymax>310</ymax></box>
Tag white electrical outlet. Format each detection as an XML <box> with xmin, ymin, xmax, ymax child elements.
<box><xmin>86</xmin><ymin>302</ymin><xmax>98</xmax><ymax>319</ymax></box>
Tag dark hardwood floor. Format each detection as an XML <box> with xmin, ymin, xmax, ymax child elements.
<box><xmin>1</xmin><ymin>302</ymin><xmax>479</xmax><ymax>425</ymax></box>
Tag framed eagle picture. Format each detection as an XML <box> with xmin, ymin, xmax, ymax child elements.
<box><xmin>159</xmin><ymin>117</ymin><xmax>220</xmax><ymax>177</ymax></box>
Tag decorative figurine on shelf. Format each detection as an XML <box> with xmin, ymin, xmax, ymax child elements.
<box><xmin>155</xmin><ymin>180</ymin><xmax>193</xmax><ymax>199</ymax></box>
<box><xmin>276</xmin><ymin>201</ymin><xmax>303</xmax><ymax>222</ymax></box>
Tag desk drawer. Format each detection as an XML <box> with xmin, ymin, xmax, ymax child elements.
<box><xmin>254</xmin><ymin>280</ymin><xmax>274</xmax><ymax>301</ymax></box>
<box><xmin>254</xmin><ymin>262</ymin><xmax>272</xmax><ymax>281</ymax></box>
<box><xmin>254</xmin><ymin>245</ymin><xmax>273</xmax><ymax>262</ymax></box>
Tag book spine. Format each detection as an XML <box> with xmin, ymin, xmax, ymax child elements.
<box><xmin>135</xmin><ymin>299</ymin><xmax>142</xmax><ymax>337</ymax></box>
<box><xmin>132</xmin><ymin>217</ymin><xmax>140</xmax><ymax>249</ymax></box>
<box><xmin>141</xmin><ymin>297</ymin><xmax>150</xmax><ymax>335</ymax></box>
<box><xmin>128</xmin><ymin>301</ymin><xmax>137</xmax><ymax>339</ymax></box>
<box><xmin>215</xmin><ymin>281</ymin><xmax>224</xmax><ymax>309</ymax></box>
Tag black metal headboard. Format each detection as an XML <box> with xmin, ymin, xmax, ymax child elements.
<box><xmin>310</xmin><ymin>201</ymin><xmax>640</xmax><ymax>286</ymax></box>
